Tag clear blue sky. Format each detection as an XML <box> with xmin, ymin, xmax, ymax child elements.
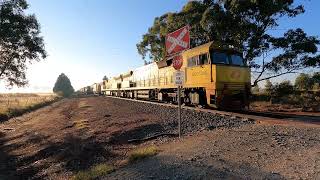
<box><xmin>1</xmin><ymin>0</ymin><xmax>319</xmax><ymax>92</ymax></box>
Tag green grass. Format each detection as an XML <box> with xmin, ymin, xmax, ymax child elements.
<box><xmin>72</xmin><ymin>164</ymin><xmax>114</xmax><ymax>180</ymax></box>
<box><xmin>128</xmin><ymin>146</ymin><xmax>158</xmax><ymax>163</ymax></box>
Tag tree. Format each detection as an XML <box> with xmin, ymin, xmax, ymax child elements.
<box><xmin>137</xmin><ymin>0</ymin><xmax>320</xmax><ymax>86</ymax></box>
<box><xmin>102</xmin><ymin>75</ymin><xmax>108</xmax><ymax>81</ymax></box>
<box><xmin>264</xmin><ymin>79</ymin><xmax>273</xmax><ymax>95</ymax></box>
<box><xmin>252</xmin><ymin>84</ymin><xmax>260</xmax><ymax>94</ymax></box>
<box><xmin>311</xmin><ymin>72</ymin><xmax>320</xmax><ymax>86</ymax></box>
<box><xmin>53</xmin><ymin>73</ymin><xmax>74</xmax><ymax>97</ymax></box>
<box><xmin>312</xmin><ymin>83</ymin><xmax>320</xmax><ymax>91</ymax></box>
<box><xmin>0</xmin><ymin>0</ymin><xmax>46</xmax><ymax>87</ymax></box>
<box><xmin>295</xmin><ymin>73</ymin><xmax>311</xmax><ymax>90</ymax></box>
<box><xmin>274</xmin><ymin>80</ymin><xmax>294</xmax><ymax>97</ymax></box>
<box><xmin>136</xmin><ymin>1</ymin><xmax>209</xmax><ymax>62</ymax></box>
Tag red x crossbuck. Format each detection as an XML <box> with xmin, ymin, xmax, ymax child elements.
<box><xmin>165</xmin><ymin>26</ymin><xmax>190</xmax><ymax>56</ymax></box>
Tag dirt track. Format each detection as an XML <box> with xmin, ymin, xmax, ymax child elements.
<box><xmin>0</xmin><ymin>96</ymin><xmax>319</xmax><ymax>179</ymax></box>
<box><xmin>0</xmin><ymin>97</ymin><xmax>164</xmax><ymax>179</ymax></box>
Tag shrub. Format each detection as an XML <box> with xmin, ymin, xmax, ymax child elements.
<box><xmin>128</xmin><ymin>146</ymin><xmax>158</xmax><ymax>163</ymax></box>
<box><xmin>270</xmin><ymin>81</ymin><xmax>294</xmax><ymax>103</ymax></box>
<box><xmin>300</xmin><ymin>91</ymin><xmax>320</xmax><ymax>112</ymax></box>
<box><xmin>72</xmin><ymin>164</ymin><xmax>114</xmax><ymax>180</ymax></box>
<box><xmin>312</xmin><ymin>83</ymin><xmax>320</xmax><ymax>91</ymax></box>
<box><xmin>295</xmin><ymin>73</ymin><xmax>312</xmax><ymax>90</ymax></box>
<box><xmin>264</xmin><ymin>80</ymin><xmax>273</xmax><ymax>96</ymax></box>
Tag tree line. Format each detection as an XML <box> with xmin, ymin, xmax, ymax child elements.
<box><xmin>252</xmin><ymin>72</ymin><xmax>320</xmax><ymax>111</ymax></box>
<box><xmin>253</xmin><ymin>72</ymin><xmax>320</xmax><ymax>94</ymax></box>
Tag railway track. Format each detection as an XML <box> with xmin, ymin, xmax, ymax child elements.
<box><xmin>106</xmin><ymin>96</ymin><xmax>320</xmax><ymax>126</ymax></box>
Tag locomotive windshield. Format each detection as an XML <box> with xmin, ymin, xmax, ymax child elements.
<box><xmin>230</xmin><ymin>54</ymin><xmax>244</xmax><ymax>66</ymax></box>
<box><xmin>212</xmin><ymin>52</ymin><xmax>229</xmax><ymax>64</ymax></box>
<box><xmin>210</xmin><ymin>51</ymin><xmax>245</xmax><ymax>66</ymax></box>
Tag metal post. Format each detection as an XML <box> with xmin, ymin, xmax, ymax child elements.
<box><xmin>178</xmin><ymin>85</ymin><xmax>181</xmax><ymax>138</ymax></box>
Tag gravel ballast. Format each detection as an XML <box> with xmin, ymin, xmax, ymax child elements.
<box><xmin>107</xmin><ymin>97</ymin><xmax>254</xmax><ymax>137</ymax></box>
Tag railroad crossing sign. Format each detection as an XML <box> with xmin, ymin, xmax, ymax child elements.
<box><xmin>172</xmin><ymin>55</ymin><xmax>183</xmax><ymax>70</ymax></box>
<box><xmin>166</xmin><ymin>26</ymin><xmax>189</xmax><ymax>139</ymax></box>
<box><xmin>165</xmin><ymin>26</ymin><xmax>190</xmax><ymax>55</ymax></box>
<box><xmin>175</xmin><ymin>70</ymin><xmax>184</xmax><ymax>86</ymax></box>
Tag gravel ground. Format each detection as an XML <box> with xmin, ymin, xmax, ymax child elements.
<box><xmin>105</xmin><ymin>123</ymin><xmax>320</xmax><ymax>180</ymax></box>
<box><xmin>108</xmin><ymin>97</ymin><xmax>254</xmax><ymax>137</ymax></box>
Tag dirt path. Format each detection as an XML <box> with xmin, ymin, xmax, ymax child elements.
<box><xmin>0</xmin><ymin>97</ymin><xmax>162</xmax><ymax>179</ymax></box>
<box><xmin>105</xmin><ymin>123</ymin><xmax>320</xmax><ymax>179</ymax></box>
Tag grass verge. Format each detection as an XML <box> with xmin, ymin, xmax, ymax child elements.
<box><xmin>128</xmin><ymin>146</ymin><xmax>158</xmax><ymax>163</ymax></box>
<box><xmin>72</xmin><ymin>164</ymin><xmax>114</xmax><ymax>180</ymax></box>
<box><xmin>0</xmin><ymin>96</ymin><xmax>62</xmax><ymax>122</ymax></box>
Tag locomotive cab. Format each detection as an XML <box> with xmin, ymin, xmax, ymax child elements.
<box><xmin>209</xmin><ymin>49</ymin><xmax>251</xmax><ymax>109</ymax></box>
<box><xmin>182</xmin><ymin>42</ymin><xmax>251</xmax><ymax>110</ymax></box>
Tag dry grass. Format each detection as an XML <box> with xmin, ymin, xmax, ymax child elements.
<box><xmin>250</xmin><ymin>101</ymin><xmax>302</xmax><ymax>112</ymax></box>
<box><xmin>128</xmin><ymin>146</ymin><xmax>158</xmax><ymax>163</ymax></box>
<box><xmin>72</xmin><ymin>146</ymin><xmax>158</xmax><ymax>179</ymax></box>
<box><xmin>74</xmin><ymin>119</ymin><xmax>90</xmax><ymax>130</ymax></box>
<box><xmin>72</xmin><ymin>164</ymin><xmax>114</xmax><ymax>180</ymax></box>
<box><xmin>0</xmin><ymin>93</ymin><xmax>60</xmax><ymax>120</ymax></box>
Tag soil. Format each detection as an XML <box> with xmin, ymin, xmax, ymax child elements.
<box><xmin>105</xmin><ymin>124</ymin><xmax>320</xmax><ymax>180</ymax></box>
<box><xmin>0</xmin><ymin>97</ymin><xmax>163</xmax><ymax>179</ymax></box>
<box><xmin>250</xmin><ymin>101</ymin><xmax>320</xmax><ymax>116</ymax></box>
<box><xmin>0</xmin><ymin>96</ymin><xmax>319</xmax><ymax>179</ymax></box>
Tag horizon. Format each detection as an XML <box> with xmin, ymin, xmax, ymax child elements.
<box><xmin>1</xmin><ymin>0</ymin><xmax>319</xmax><ymax>93</ymax></box>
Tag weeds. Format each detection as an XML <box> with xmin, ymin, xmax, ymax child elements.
<box><xmin>72</xmin><ymin>164</ymin><xmax>114</xmax><ymax>180</ymax></box>
<box><xmin>74</xmin><ymin>119</ymin><xmax>89</xmax><ymax>130</ymax></box>
<box><xmin>128</xmin><ymin>146</ymin><xmax>158</xmax><ymax>163</ymax></box>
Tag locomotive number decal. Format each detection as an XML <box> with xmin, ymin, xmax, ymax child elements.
<box><xmin>230</xmin><ymin>70</ymin><xmax>241</xmax><ymax>80</ymax></box>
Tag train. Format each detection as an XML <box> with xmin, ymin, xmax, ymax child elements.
<box><xmin>80</xmin><ymin>41</ymin><xmax>251</xmax><ymax>109</ymax></box>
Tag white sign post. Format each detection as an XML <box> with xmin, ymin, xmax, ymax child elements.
<box><xmin>175</xmin><ymin>70</ymin><xmax>184</xmax><ymax>138</ymax></box>
<box><xmin>175</xmin><ymin>70</ymin><xmax>184</xmax><ymax>86</ymax></box>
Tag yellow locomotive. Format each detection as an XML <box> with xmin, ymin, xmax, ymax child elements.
<box><xmin>100</xmin><ymin>41</ymin><xmax>251</xmax><ymax>109</ymax></box>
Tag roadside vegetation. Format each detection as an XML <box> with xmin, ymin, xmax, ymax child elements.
<box><xmin>128</xmin><ymin>146</ymin><xmax>158</xmax><ymax>163</ymax></box>
<box><xmin>0</xmin><ymin>93</ymin><xmax>60</xmax><ymax>121</ymax></box>
<box><xmin>72</xmin><ymin>146</ymin><xmax>158</xmax><ymax>180</ymax></box>
<box><xmin>251</xmin><ymin>72</ymin><xmax>320</xmax><ymax>112</ymax></box>
<box><xmin>72</xmin><ymin>164</ymin><xmax>114</xmax><ymax>180</ymax></box>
